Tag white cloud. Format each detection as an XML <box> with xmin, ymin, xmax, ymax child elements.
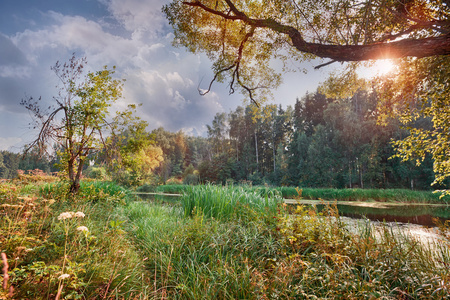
<box><xmin>0</xmin><ymin>137</ymin><xmax>23</xmax><ymax>151</ymax></box>
<box><xmin>104</xmin><ymin>0</ymin><xmax>167</xmax><ymax>38</ymax></box>
<box><xmin>0</xmin><ymin>0</ymin><xmax>250</xmax><ymax>149</ymax></box>
<box><xmin>0</xmin><ymin>65</ymin><xmax>31</xmax><ymax>79</ymax></box>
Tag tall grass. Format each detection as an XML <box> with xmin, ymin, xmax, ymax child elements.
<box><xmin>180</xmin><ymin>184</ymin><xmax>282</xmax><ymax>221</ymax></box>
<box><xmin>122</xmin><ymin>197</ymin><xmax>450</xmax><ymax>299</ymax></box>
<box><xmin>123</xmin><ymin>200</ymin><xmax>281</xmax><ymax>299</ymax></box>
<box><xmin>4</xmin><ymin>177</ymin><xmax>450</xmax><ymax>299</ymax></box>
<box><xmin>150</xmin><ymin>183</ymin><xmax>449</xmax><ymax>203</ymax></box>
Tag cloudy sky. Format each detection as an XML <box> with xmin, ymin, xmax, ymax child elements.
<box><xmin>0</xmin><ymin>0</ymin><xmax>341</xmax><ymax>152</ymax></box>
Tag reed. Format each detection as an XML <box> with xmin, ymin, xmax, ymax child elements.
<box><xmin>180</xmin><ymin>184</ymin><xmax>282</xmax><ymax>221</ymax></box>
<box><xmin>151</xmin><ymin>183</ymin><xmax>449</xmax><ymax>203</ymax></box>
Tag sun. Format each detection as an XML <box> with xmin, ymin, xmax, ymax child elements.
<box><xmin>372</xmin><ymin>59</ymin><xmax>395</xmax><ymax>75</ymax></box>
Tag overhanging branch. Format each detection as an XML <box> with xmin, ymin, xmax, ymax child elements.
<box><xmin>183</xmin><ymin>1</ymin><xmax>450</xmax><ymax>61</ymax></box>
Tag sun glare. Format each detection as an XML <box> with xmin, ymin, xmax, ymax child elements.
<box><xmin>372</xmin><ymin>59</ymin><xmax>395</xmax><ymax>75</ymax></box>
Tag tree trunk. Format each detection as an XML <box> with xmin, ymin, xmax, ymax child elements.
<box><xmin>69</xmin><ymin>179</ymin><xmax>80</xmax><ymax>195</ymax></box>
<box><xmin>255</xmin><ymin>130</ymin><xmax>259</xmax><ymax>173</ymax></box>
<box><xmin>68</xmin><ymin>158</ymin><xmax>85</xmax><ymax>195</ymax></box>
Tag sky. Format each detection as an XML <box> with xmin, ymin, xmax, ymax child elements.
<box><xmin>0</xmin><ymin>0</ymin><xmax>341</xmax><ymax>152</ymax></box>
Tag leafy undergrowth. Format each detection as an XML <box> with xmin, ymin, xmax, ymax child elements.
<box><xmin>2</xmin><ymin>180</ymin><xmax>450</xmax><ymax>299</ymax></box>
<box><xmin>0</xmin><ymin>177</ymin><xmax>150</xmax><ymax>299</ymax></box>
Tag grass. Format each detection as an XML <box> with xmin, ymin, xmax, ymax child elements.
<box><xmin>2</xmin><ymin>178</ymin><xmax>450</xmax><ymax>299</ymax></box>
<box><xmin>122</xmin><ymin>197</ymin><xmax>281</xmax><ymax>299</ymax></box>
<box><xmin>0</xmin><ymin>177</ymin><xmax>150</xmax><ymax>299</ymax></box>
<box><xmin>122</xmin><ymin>189</ymin><xmax>450</xmax><ymax>299</ymax></box>
<box><xmin>147</xmin><ymin>183</ymin><xmax>449</xmax><ymax>203</ymax></box>
<box><xmin>277</xmin><ymin>186</ymin><xmax>449</xmax><ymax>203</ymax></box>
<box><xmin>180</xmin><ymin>184</ymin><xmax>282</xmax><ymax>220</ymax></box>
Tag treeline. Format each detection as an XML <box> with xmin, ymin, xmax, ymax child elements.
<box><xmin>0</xmin><ymin>150</ymin><xmax>57</xmax><ymax>179</ymax></box>
<box><xmin>1</xmin><ymin>88</ymin><xmax>440</xmax><ymax>190</ymax></box>
<box><xmin>195</xmin><ymin>89</ymin><xmax>437</xmax><ymax>189</ymax></box>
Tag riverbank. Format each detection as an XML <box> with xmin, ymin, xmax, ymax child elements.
<box><xmin>3</xmin><ymin>180</ymin><xmax>450</xmax><ymax>298</ymax></box>
<box><xmin>141</xmin><ymin>184</ymin><xmax>450</xmax><ymax>204</ymax></box>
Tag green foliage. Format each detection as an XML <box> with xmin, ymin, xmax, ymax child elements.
<box><xmin>123</xmin><ymin>200</ymin><xmax>282</xmax><ymax>299</ymax></box>
<box><xmin>162</xmin><ymin>0</ymin><xmax>450</xmax><ymax>194</ymax></box>
<box><xmin>276</xmin><ymin>187</ymin><xmax>448</xmax><ymax>203</ymax></box>
<box><xmin>376</xmin><ymin>56</ymin><xmax>450</xmax><ymax>195</ymax></box>
<box><xmin>273</xmin><ymin>204</ymin><xmax>450</xmax><ymax>298</ymax></box>
<box><xmin>83</xmin><ymin>166</ymin><xmax>109</xmax><ymax>180</ymax></box>
<box><xmin>21</xmin><ymin>55</ymin><xmax>146</xmax><ymax>194</ymax></box>
<box><xmin>107</xmin><ymin>121</ymin><xmax>164</xmax><ymax>187</ymax></box>
<box><xmin>0</xmin><ymin>179</ymin><xmax>150</xmax><ymax>299</ymax></box>
<box><xmin>152</xmin><ymin>183</ymin><xmax>447</xmax><ymax>203</ymax></box>
<box><xmin>4</xmin><ymin>178</ymin><xmax>450</xmax><ymax>299</ymax></box>
<box><xmin>123</xmin><ymin>190</ymin><xmax>450</xmax><ymax>299</ymax></box>
<box><xmin>155</xmin><ymin>184</ymin><xmax>187</xmax><ymax>194</ymax></box>
<box><xmin>181</xmin><ymin>184</ymin><xmax>282</xmax><ymax>221</ymax></box>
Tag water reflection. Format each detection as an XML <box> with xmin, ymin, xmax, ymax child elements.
<box><xmin>313</xmin><ymin>203</ymin><xmax>450</xmax><ymax>227</ymax></box>
<box><xmin>136</xmin><ymin>193</ymin><xmax>450</xmax><ymax>227</ymax></box>
<box><xmin>136</xmin><ymin>193</ymin><xmax>181</xmax><ymax>205</ymax></box>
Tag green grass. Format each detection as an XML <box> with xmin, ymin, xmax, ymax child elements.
<box><xmin>1</xmin><ymin>178</ymin><xmax>149</xmax><ymax>299</ymax></box>
<box><xmin>122</xmin><ymin>199</ymin><xmax>281</xmax><ymax>299</ymax></box>
<box><xmin>276</xmin><ymin>186</ymin><xmax>448</xmax><ymax>203</ymax></box>
<box><xmin>150</xmin><ymin>183</ymin><xmax>449</xmax><ymax>203</ymax></box>
<box><xmin>122</xmin><ymin>196</ymin><xmax>450</xmax><ymax>299</ymax></box>
<box><xmin>180</xmin><ymin>184</ymin><xmax>282</xmax><ymax>221</ymax></box>
<box><xmin>3</xmin><ymin>178</ymin><xmax>450</xmax><ymax>299</ymax></box>
<box><xmin>155</xmin><ymin>184</ymin><xmax>187</xmax><ymax>194</ymax></box>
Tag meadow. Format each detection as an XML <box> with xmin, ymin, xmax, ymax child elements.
<box><xmin>2</xmin><ymin>175</ymin><xmax>450</xmax><ymax>299</ymax></box>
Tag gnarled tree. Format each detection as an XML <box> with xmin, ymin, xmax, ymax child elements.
<box><xmin>21</xmin><ymin>55</ymin><xmax>136</xmax><ymax>194</ymax></box>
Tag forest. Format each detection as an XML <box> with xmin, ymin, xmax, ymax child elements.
<box><xmin>1</xmin><ymin>87</ymin><xmax>440</xmax><ymax>191</ymax></box>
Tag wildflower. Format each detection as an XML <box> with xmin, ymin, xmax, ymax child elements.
<box><xmin>57</xmin><ymin>212</ymin><xmax>74</xmax><ymax>220</ymax></box>
<box><xmin>74</xmin><ymin>211</ymin><xmax>85</xmax><ymax>218</ymax></box>
<box><xmin>58</xmin><ymin>274</ymin><xmax>70</xmax><ymax>280</ymax></box>
<box><xmin>77</xmin><ymin>226</ymin><xmax>89</xmax><ymax>233</ymax></box>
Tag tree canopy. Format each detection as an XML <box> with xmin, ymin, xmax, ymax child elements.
<box><xmin>164</xmin><ymin>0</ymin><xmax>449</xmax><ymax>102</ymax></box>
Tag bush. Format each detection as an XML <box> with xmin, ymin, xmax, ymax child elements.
<box><xmin>183</xmin><ymin>173</ymin><xmax>199</xmax><ymax>185</ymax></box>
<box><xmin>84</xmin><ymin>166</ymin><xmax>109</xmax><ymax>180</ymax></box>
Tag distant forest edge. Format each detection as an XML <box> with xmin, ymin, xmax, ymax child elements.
<box><xmin>1</xmin><ymin>88</ymin><xmax>446</xmax><ymax>191</ymax></box>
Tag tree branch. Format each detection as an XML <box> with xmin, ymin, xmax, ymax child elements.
<box><xmin>183</xmin><ymin>1</ymin><xmax>450</xmax><ymax>61</ymax></box>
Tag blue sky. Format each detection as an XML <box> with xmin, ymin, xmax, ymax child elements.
<box><xmin>0</xmin><ymin>0</ymin><xmax>338</xmax><ymax>152</ymax></box>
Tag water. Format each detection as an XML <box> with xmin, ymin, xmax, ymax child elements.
<box><xmin>136</xmin><ymin>193</ymin><xmax>450</xmax><ymax>227</ymax></box>
<box><xmin>293</xmin><ymin>200</ymin><xmax>450</xmax><ymax>227</ymax></box>
<box><xmin>135</xmin><ymin>193</ymin><xmax>181</xmax><ymax>205</ymax></box>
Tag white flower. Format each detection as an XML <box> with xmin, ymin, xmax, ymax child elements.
<box><xmin>57</xmin><ymin>212</ymin><xmax>74</xmax><ymax>220</ymax></box>
<box><xmin>74</xmin><ymin>211</ymin><xmax>85</xmax><ymax>218</ymax></box>
<box><xmin>58</xmin><ymin>274</ymin><xmax>70</xmax><ymax>280</ymax></box>
<box><xmin>77</xmin><ymin>226</ymin><xmax>89</xmax><ymax>233</ymax></box>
